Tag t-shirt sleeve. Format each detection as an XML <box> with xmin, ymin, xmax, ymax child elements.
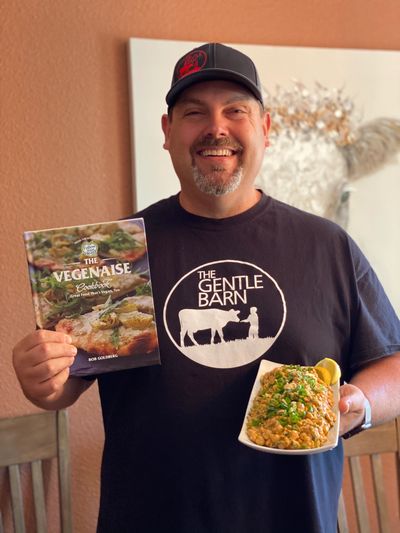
<box><xmin>81</xmin><ymin>375</ymin><xmax>97</xmax><ymax>382</ymax></box>
<box><xmin>348</xmin><ymin>238</ymin><xmax>400</xmax><ymax>371</ymax></box>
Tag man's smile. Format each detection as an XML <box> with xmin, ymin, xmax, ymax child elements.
<box><xmin>192</xmin><ymin>137</ymin><xmax>243</xmax><ymax>167</ymax></box>
<box><xmin>197</xmin><ymin>148</ymin><xmax>238</xmax><ymax>157</ymax></box>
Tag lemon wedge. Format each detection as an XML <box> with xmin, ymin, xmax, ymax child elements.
<box><xmin>315</xmin><ymin>357</ymin><xmax>341</xmax><ymax>385</ymax></box>
<box><xmin>315</xmin><ymin>366</ymin><xmax>332</xmax><ymax>385</ymax></box>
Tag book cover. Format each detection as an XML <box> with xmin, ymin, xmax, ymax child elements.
<box><xmin>23</xmin><ymin>218</ymin><xmax>160</xmax><ymax>377</ymax></box>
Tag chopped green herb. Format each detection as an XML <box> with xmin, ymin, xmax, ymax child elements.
<box><xmin>98</xmin><ymin>230</ymin><xmax>138</xmax><ymax>253</ymax></box>
<box><xmin>111</xmin><ymin>328</ymin><xmax>120</xmax><ymax>349</ymax></box>
<box><xmin>135</xmin><ymin>282</ymin><xmax>152</xmax><ymax>296</ymax></box>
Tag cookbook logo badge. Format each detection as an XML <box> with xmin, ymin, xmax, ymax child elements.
<box><xmin>81</xmin><ymin>241</ymin><xmax>98</xmax><ymax>257</ymax></box>
<box><xmin>163</xmin><ymin>260</ymin><xmax>286</xmax><ymax>369</ymax></box>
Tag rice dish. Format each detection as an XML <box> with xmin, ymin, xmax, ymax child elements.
<box><xmin>246</xmin><ymin>365</ymin><xmax>336</xmax><ymax>449</ymax></box>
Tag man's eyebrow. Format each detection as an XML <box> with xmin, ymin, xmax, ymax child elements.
<box><xmin>176</xmin><ymin>97</ymin><xmax>206</xmax><ymax>107</ymax></box>
<box><xmin>224</xmin><ymin>94</ymin><xmax>253</xmax><ymax>105</ymax></box>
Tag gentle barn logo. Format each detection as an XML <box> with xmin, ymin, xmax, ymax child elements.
<box><xmin>163</xmin><ymin>260</ymin><xmax>287</xmax><ymax>369</ymax></box>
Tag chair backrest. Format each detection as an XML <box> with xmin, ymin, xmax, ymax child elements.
<box><xmin>0</xmin><ymin>410</ymin><xmax>72</xmax><ymax>533</ymax></box>
<box><xmin>337</xmin><ymin>417</ymin><xmax>400</xmax><ymax>533</ymax></box>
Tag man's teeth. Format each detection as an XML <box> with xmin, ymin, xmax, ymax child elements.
<box><xmin>199</xmin><ymin>149</ymin><xmax>234</xmax><ymax>157</ymax></box>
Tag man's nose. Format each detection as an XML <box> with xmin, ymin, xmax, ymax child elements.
<box><xmin>203</xmin><ymin>111</ymin><xmax>229</xmax><ymax>137</ymax></box>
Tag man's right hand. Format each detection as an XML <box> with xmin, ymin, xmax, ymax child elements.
<box><xmin>12</xmin><ymin>330</ymin><xmax>85</xmax><ymax>409</ymax></box>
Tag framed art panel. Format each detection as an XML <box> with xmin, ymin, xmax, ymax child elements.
<box><xmin>128</xmin><ymin>38</ymin><xmax>400</xmax><ymax>312</ymax></box>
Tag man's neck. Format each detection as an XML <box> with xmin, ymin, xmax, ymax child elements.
<box><xmin>178</xmin><ymin>188</ymin><xmax>262</xmax><ymax>219</ymax></box>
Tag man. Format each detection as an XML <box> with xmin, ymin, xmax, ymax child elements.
<box><xmin>13</xmin><ymin>43</ymin><xmax>400</xmax><ymax>533</ymax></box>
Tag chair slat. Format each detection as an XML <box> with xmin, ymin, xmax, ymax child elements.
<box><xmin>396</xmin><ymin>418</ymin><xmax>400</xmax><ymax>514</ymax></box>
<box><xmin>337</xmin><ymin>490</ymin><xmax>349</xmax><ymax>533</ymax></box>
<box><xmin>57</xmin><ymin>410</ymin><xmax>73</xmax><ymax>533</ymax></box>
<box><xmin>8</xmin><ymin>464</ymin><xmax>26</xmax><ymax>533</ymax></box>
<box><xmin>371</xmin><ymin>453</ymin><xmax>391</xmax><ymax>533</ymax></box>
<box><xmin>349</xmin><ymin>456</ymin><xmax>371</xmax><ymax>533</ymax></box>
<box><xmin>0</xmin><ymin>412</ymin><xmax>57</xmax><ymax>467</ymax></box>
<box><xmin>397</xmin><ymin>455</ymin><xmax>400</xmax><ymax>518</ymax></box>
<box><xmin>31</xmin><ymin>460</ymin><xmax>47</xmax><ymax>533</ymax></box>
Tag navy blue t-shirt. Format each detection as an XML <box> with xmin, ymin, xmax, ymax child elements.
<box><xmin>96</xmin><ymin>194</ymin><xmax>400</xmax><ymax>533</ymax></box>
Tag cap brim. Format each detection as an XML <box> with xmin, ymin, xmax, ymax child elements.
<box><xmin>166</xmin><ymin>68</ymin><xmax>263</xmax><ymax>107</ymax></box>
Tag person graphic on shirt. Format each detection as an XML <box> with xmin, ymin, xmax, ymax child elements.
<box><xmin>242</xmin><ymin>306</ymin><xmax>259</xmax><ymax>339</ymax></box>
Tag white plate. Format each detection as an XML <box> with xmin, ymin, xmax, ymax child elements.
<box><xmin>238</xmin><ymin>359</ymin><xmax>340</xmax><ymax>455</ymax></box>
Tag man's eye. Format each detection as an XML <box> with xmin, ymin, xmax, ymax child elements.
<box><xmin>228</xmin><ymin>108</ymin><xmax>247</xmax><ymax>115</ymax></box>
<box><xmin>184</xmin><ymin>110</ymin><xmax>202</xmax><ymax>116</ymax></box>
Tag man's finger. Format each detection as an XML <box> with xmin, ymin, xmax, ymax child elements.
<box><xmin>25</xmin><ymin>367</ymin><xmax>72</xmax><ymax>400</ymax></box>
<box><xmin>25</xmin><ymin>342</ymin><xmax>77</xmax><ymax>367</ymax></box>
<box><xmin>339</xmin><ymin>397</ymin><xmax>351</xmax><ymax>414</ymax></box>
<box><xmin>25</xmin><ymin>355</ymin><xmax>77</xmax><ymax>383</ymax></box>
<box><xmin>13</xmin><ymin>330</ymin><xmax>73</xmax><ymax>354</ymax></box>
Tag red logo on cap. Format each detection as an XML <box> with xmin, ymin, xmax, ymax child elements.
<box><xmin>178</xmin><ymin>50</ymin><xmax>207</xmax><ymax>79</ymax></box>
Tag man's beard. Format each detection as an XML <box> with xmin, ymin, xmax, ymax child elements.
<box><xmin>190</xmin><ymin>136</ymin><xmax>244</xmax><ymax>196</ymax></box>
<box><xmin>192</xmin><ymin>164</ymin><xmax>244</xmax><ymax>196</ymax></box>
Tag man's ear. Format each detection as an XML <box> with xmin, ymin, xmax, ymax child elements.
<box><xmin>264</xmin><ymin>112</ymin><xmax>271</xmax><ymax>148</ymax></box>
<box><xmin>161</xmin><ymin>114</ymin><xmax>170</xmax><ymax>150</ymax></box>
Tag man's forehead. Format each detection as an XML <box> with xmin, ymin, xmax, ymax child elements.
<box><xmin>174</xmin><ymin>80</ymin><xmax>257</xmax><ymax>106</ymax></box>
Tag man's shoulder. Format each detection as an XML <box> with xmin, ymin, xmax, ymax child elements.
<box><xmin>268</xmin><ymin>196</ymin><xmax>346</xmax><ymax>238</ymax></box>
<box><xmin>268</xmin><ymin>196</ymin><xmax>372</xmax><ymax>274</ymax></box>
<box><xmin>126</xmin><ymin>195</ymin><xmax>178</xmax><ymax>224</ymax></box>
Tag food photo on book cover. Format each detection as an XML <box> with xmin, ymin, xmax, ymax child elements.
<box><xmin>23</xmin><ymin>219</ymin><xmax>161</xmax><ymax>377</ymax></box>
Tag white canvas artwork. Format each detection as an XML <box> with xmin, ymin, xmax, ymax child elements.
<box><xmin>127</xmin><ymin>38</ymin><xmax>400</xmax><ymax>312</ymax></box>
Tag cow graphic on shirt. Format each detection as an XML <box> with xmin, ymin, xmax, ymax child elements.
<box><xmin>179</xmin><ymin>308</ymin><xmax>240</xmax><ymax>347</ymax></box>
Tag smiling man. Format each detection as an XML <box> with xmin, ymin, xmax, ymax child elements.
<box><xmin>12</xmin><ymin>43</ymin><xmax>400</xmax><ymax>533</ymax></box>
<box><xmin>162</xmin><ymin>80</ymin><xmax>269</xmax><ymax>216</ymax></box>
<box><xmin>162</xmin><ymin>44</ymin><xmax>270</xmax><ymax>219</ymax></box>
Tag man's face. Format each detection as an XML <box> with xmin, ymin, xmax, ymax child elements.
<box><xmin>162</xmin><ymin>81</ymin><xmax>270</xmax><ymax>199</ymax></box>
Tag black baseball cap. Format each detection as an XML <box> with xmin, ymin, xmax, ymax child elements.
<box><xmin>166</xmin><ymin>43</ymin><xmax>263</xmax><ymax>107</ymax></box>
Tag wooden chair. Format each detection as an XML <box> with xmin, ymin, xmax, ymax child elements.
<box><xmin>338</xmin><ymin>417</ymin><xmax>400</xmax><ymax>533</ymax></box>
<box><xmin>0</xmin><ymin>410</ymin><xmax>72</xmax><ymax>533</ymax></box>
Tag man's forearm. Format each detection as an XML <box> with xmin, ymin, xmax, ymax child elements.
<box><xmin>350</xmin><ymin>352</ymin><xmax>400</xmax><ymax>426</ymax></box>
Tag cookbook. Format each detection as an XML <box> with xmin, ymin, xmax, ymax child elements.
<box><xmin>23</xmin><ymin>218</ymin><xmax>160</xmax><ymax>376</ymax></box>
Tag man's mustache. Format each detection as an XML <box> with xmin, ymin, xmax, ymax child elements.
<box><xmin>191</xmin><ymin>136</ymin><xmax>243</xmax><ymax>152</ymax></box>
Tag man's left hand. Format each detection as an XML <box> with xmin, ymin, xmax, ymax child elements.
<box><xmin>338</xmin><ymin>383</ymin><xmax>367</xmax><ymax>436</ymax></box>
